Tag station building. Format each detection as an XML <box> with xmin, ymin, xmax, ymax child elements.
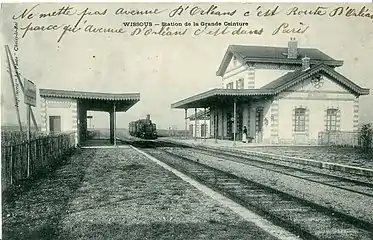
<box><xmin>188</xmin><ymin>109</ymin><xmax>211</xmax><ymax>138</ymax></box>
<box><xmin>172</xmin><ymin>39</ymin><xmax>370</xmax><ymax>144</ymax></box>
<box><xmin>39</xmin><ymin>89</ymin><xmax>140</xmax><ymax>146</ymax></box>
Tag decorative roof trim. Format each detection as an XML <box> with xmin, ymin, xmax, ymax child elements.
<box><xmin>39</xmin><ymin>89</ymin><xmax>140</xmax><ymax>101</ymax></box>
<box><xmin>272</xmin><ymin>64</ymin><xmax>370</xmax><ymax>96</ymax></box>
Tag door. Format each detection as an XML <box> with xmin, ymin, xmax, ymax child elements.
<box><xmin>255</xmin><ymin>108</ymin><xmax>264</xmax><ymax>143</ymax></box>
<box><xmin>201</xmin><ymin>124</ymin><xmax>207</xmax><ymax>138</ymax></box>
<box><xmin>49</xmin><ymin>116</ymin><xmax>61</xmax><ymax>134</ymax></box>
<box><xmin>189</xmin><ymin>124</ymin><xmax>194</xmax><ymax>137</ymax></box>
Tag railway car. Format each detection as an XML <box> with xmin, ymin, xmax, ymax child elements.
<box><xmin>128</xmin><ymin>114</ymin><xmax>157</xmax><ymax>139</ymax></box>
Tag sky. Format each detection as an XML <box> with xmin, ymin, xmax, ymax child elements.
<box><xmin>1</xmin><ymin>2</ymin><xmax>372</xmax><ymax>130</ymax></box>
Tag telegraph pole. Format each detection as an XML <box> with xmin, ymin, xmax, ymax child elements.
<box><xmin>5</xmin><ymin>46</ymin><xmax>22</xmax><ymax>131</ymax></box>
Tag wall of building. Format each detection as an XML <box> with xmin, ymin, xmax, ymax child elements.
<box><xmin>277</xmin><ymin>75</ymin><xmax>357</xmax><ymax>144</ymax></box>
<box><xmin>222</xmin><ymin>59</ymin><xmax>302</xmax><ymax>90</ymax></box>
<box><xmin>40</xmin><ymin>97</ymin><xmax>78</xmax><ymax>145</ymax></box>
<box><xmin>222</xmin><ymin>60</ymin><xmax>249</xmax><ymax>89</ymax></box>
<box><xmin>40</xmin><ymin>97</ymin><xmax>77</xmax><ymax>133</ymax></box>
<box><xmin>189</xmin><ymin>119</ymin><xmax>210</xmax><ymax>138</ymax></box>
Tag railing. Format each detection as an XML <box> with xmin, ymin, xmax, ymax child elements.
<box><xmin>318</xmin><ymin>131</ymin><xmax>373</xmax><ymax>148</ymax></box>
<box><xmin>1</xmin><ymin>132</ymin><xmax>76</xmax><ymax>192</ymax></box>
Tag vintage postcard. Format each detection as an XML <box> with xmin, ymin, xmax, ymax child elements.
<box><xmin>1</xmin><ymin>1</ymin><xmax>373</xmax><ymax>239</ymax></box>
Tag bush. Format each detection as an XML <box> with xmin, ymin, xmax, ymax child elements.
<box><xmin>359</xmin><ymin>123</ymin><xmax>373</xmax><ymax>151</ymax></box>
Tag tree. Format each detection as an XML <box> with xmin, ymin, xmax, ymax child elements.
<box><xmin>360</xmin><ymin>123</ymin><xmax>373</xmax><ymax>152</ymax></box>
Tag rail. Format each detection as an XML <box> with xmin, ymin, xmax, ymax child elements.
<box><xmin>1</xmin><ymin>132</ymin><xmax>76</xmax><ymax>192</ymax></box>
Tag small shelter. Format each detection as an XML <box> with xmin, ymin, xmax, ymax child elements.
<box><xmin>39</xmin><ymin>89</ymin><xmax>140</xmax><ymax>146</ymax></box>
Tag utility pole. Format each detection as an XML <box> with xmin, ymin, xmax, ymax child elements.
<box><xmin>5</xmin><ymin>45</ymin><xmax>38</xmax><ymax>131</ymax></box>
<box><xmin>5</xmin><ymin>46</ymin><xmax>22</xmax><ymax>131</ymax></box>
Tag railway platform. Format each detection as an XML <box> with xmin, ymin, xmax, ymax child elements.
<box><xmin>2</xmin><ymin>145</ymin><xmax>293</xmax><ymax>240</ymax></box>
<box><xmin>160</xmin><ymin>137</ymin><xmax>373</xmax><ymax>176</ymax></box>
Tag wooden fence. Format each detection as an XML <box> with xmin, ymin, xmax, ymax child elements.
<box><xmin>1</xmin><ymin>132</ymin><xmax>76</xmax><ymax>192</ymax></box>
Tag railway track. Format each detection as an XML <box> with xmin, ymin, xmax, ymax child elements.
<box><xmin>137</xmin><ymin>146</ymin><xmax>373</xmax><ymax>240</ymax></box>
<box><xmin>162</xmin><ymin>146</ymin><xmax>373</xmax><ymax>198</ymax></box>
<box><xmin>118</xmin><ymin>138</ymin><xmax>373</xmax><ymax>239</ymax></box>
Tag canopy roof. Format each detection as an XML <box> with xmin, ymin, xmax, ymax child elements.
<box><xmin>171</xmin><ymin>89</ymin><xmax>273</xmax><ymax>109</ymax></box>
<box><xmin>40</xmin><ymin>89</ymin><xmax>140</xmax><ymax>112</ymax></box>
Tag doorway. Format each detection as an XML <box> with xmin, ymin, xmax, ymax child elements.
<box><xmin>201</xmin><ymin>123</ymin><xmax>207</xmax><ymax>138</ymax></box>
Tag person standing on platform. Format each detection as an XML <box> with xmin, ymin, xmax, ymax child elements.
<box><xmin>243</xmin><ymin>126</ymin><xmax>248</xmax><ymax>143</ymax></box>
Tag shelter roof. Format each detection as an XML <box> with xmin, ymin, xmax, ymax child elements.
<box><xmin>39</xmin><ymin>89</ymin><xmax>140</xmax><ymax>101</ymax></box>
<box><xmin>39</xmin><ymin>89</ymin><xmax>140</xmax><ymax>112</ymax></box>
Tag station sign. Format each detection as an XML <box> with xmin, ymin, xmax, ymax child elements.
<box><xmin>24</xmin><ymin>78</ymin><xmax>36</xmax><ymax>107</ymax></box>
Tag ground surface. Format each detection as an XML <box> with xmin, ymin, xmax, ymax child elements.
<box><xmin>2</xmin><ymin>147</ymin><xmax>278</xmax><ymax>240</ymax></box>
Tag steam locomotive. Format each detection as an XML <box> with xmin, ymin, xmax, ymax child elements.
<box><xmin>128</xmin><ymin>114</ymin><xmax>157</xmax><ymax>139</ymax></box>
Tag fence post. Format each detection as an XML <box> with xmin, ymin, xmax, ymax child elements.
<box><xmin>10</xmin><ymin>146</ymin><xmax>13</xmax><ymax>185</ymax></box>
<box><xmin>34</xmin><ymin>139</ymin><xmax>37</xmax><ymax>173</ymax></box>
<box><xmin>41</xmin><ymin>138</ymin><xmax>44</xmax><ymax>168</ymax></box>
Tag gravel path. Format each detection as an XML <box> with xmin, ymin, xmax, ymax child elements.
<box><xmin>2</xmin><ymin>147</ymin><xmax>278</xmax><ymax>240</ymax></box>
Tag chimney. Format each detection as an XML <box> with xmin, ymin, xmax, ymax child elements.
<box><xmin>288</xmin><ymin>37</ymin><xmax>298</xmax><ymax>59</ymax></box>
<box><xmin>146</xmin><ymin>114</ymin><xmax>150</xmax><ymax>121</ymax></box>
<box><xmin>302</xmin><ymin>56</ymin><xmax>310</xmax><ymax>71</ymax></box>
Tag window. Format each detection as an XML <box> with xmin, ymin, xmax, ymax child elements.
<box><xmin>49</xmin><ymin>116</ymin><xmax>61</xmax><ymax>133</ymax></box>
<box><xmin>236</xmin><ymin>78</ymin><xmax>244</xmax><ymax>89</ymax></box>
<box><xmin>294</xmin><ymin>108</ymin><xmax>306</xmax><ymax>132</ymax></box>
<box><xmin>226</xmin><ymin>82</ymin><xmax>233</xmax><ymax>89</ymax></box>
<box><xmin>326</xmin><ymin>109</ymin><xmax>338</xmax><ymax>131</ymax></box>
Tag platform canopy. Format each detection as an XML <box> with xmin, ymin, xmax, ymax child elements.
<box><xmin>171</xmin><ymin>88</ymin><xmax>273</xmax><ymax>109</ymax></box>
<box><xmin>39</xmin><ymin>89</ymin><xmax>140</xmax><ymax>112</ymax></box>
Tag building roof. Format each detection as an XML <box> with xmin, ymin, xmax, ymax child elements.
<box><xmin>172</xmin><ymin>63</ymin><xmax>369</xmax><ymax>109</ymax></box>
<box><xmin>39</xmin><ymin>89</ymin><xmax>140</xmax><ymax>112</ymax></box>
<box><xmin>216</xmin><ymin>45</ymin><xmax>344</xmax><ymax>76</ymax></box>
<box><xmin>188</xmin><ymin>109</ymin><xmax>210</xmax><ymax>120</ymax></box>
<box><xmin>39</xmin><ymin>89</ymin><xmax>140</xmax><ymax>101</ymax></box>
<box><xmin>261</xmin><ymin>63</ymin><xmax>370</xmax><ymax>96</ymax></box>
